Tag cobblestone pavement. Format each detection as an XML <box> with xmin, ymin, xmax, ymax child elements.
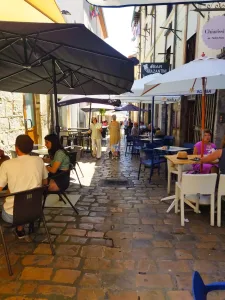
<box><xmin>1</xmin><ymin>142</ymin><xmax>225</xmax><ymax>300</ymax></box>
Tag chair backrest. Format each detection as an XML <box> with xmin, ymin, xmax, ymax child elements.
<box><xmin>218</xmin><ymin>174</ymin><xmax>225</xmax><ymax>196</ymax></box>
<box><xmin>67</xmin><ymin>150</ymin><xmax>77</xmax><ymax>167</ymax></box>
<box><xmin>12</xmin><ymin>186</ymin><xmax>46</xmax><ymax>226</ymax></box>
<box><xmin>181</xmin><ymin>174</ymin><xmax>217</xmax><ymax>195</ymax></box>
<box><xmin>10</xmin><ymin>150</ymin><xmax>17</xmax><ymax>158</ymax></box>
<box><xmin>192</xmin><ymin>271</ymin><xmax>225</xmax><ymax>300</ymax></box>
<box><xmin>163</xmin><ymin>136</ymin><xmax>175</xmax><ymax>146</ymax></box>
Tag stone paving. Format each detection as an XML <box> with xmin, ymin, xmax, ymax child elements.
<box><xmin>1</xmin><ymin>142</ymin><xmax>225</xmax><ymax>299</ymax></box>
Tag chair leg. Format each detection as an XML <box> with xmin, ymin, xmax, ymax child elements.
<box><xmin>167</xmin><ymin>172</ymin><xmax>171</xmax><ymax>195</ymax></box>
<box><xmin>58</xmin><ymin>193</ymin><xmax>66</xmax><ymax>205</ymax></box>
<box><xmin>181</xmin><ymin>194</ymin><xmax>185</xmax><ymax>226</ymax></box>
<box><xmin>42</xmin><ymin>213</ymin><xmax>55</xmax><ymax>255</ymax></box>
<box><xmin>76</xmin><ymin>162</ymin><xmax>84</xmax><ymax>177</ymax></box>
<box><xmin>217</xmin><ymin>193</ymin><xmax>222</xmax><ymax>227</ymax></box>
<box><xmin>138</xmin><ymin>163</ymin><xmax>142</xmax><ymax>180</ymax></box>
<box><xmin>149</xmin><ymin>166</ymin><xmax>154</xmax><ymax>183</ymax></box>
<box><xmin>0</xmin><ymin>225</ymin><xmax>13</xmax><ymax>276</ymax></box>
<box><xmin>210</xmin><ymin>194</ymin><xmax>215</xmax><ymax>227</ymax></box>
<box><xmin>42</xmin><ymin>194</ymin><xmax>47</xmax><ymax>210</ymax></box>
<box><xmin>175</xmin><ymin>183</ymin><xmax>179</xmax><ymax>214</ymax></box>
<box><xmin>74</xmin><ymin>167</ymin><xmax>82</xmax><ymax>187</ymax></box>
<box><xmin>61</xmin><ymin>192</ymin><xmax>79</xmax><ymax>215</ymax></box>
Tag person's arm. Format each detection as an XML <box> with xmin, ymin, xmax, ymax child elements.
<box><xmin>43</xmin><ymin>156</ymin><xmax>51</xmax><ymax>163</ymax></box>
<box><xmin>42</xmin><ymin>160</ymin><xmax>49</xmax><ymax>185</ymax></box>
<box><xmin>0</xmin><ymin>163</ymin><xmax>8</xmax><ymax>192</ymax></box>
<box><xmin>46</xmin><ymin>161</ymin><xmax>61</xmax><ymax>174</ymax></box>
<box><xmin>193</xmin><ymin>146</ymin><xmax>198</xmax><ymax>155</ymax></box>
<box><xmin>201</xmin><ymin>149</ymin><xmax>222</xmax><ymax>163</ymax></box>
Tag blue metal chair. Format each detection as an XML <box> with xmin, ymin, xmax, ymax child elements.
<box><xmin>125</xmin><ymin>136</ymin><xmax>135</xmax><ymax>156</ymax></box>
<box><xmin>163</xmin><ymin>136</ymin><xmax>175</xmax><ymax>146</ymax></box>
<box><xmin>192</xmin><ymin>271</ymin><xmax>225</xmax><ymax>300</ymax></box>
<box><xmin>132</xmin><ymin>139</ymin><xmax>145</xmax><ymax>158</ymax></box>
<box><xmin>183</xmin><ymin>142</ymin><xmax>195</xmax><ymax>154</ymax></box>
<box><xmin>138</xmin><ymin>149</ymin><xmax>162</xmax><ymax>182</ymax></box>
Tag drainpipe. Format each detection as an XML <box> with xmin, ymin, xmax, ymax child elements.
<box><xmin>183</xmin><ymin>4</ymin><xmax>189</xmax><ymax>64</ymax></box>
<box><xmin>172</xmin><ymin>5</ymin><xmax>178</xmax><ymax>69</ymax></box>
<box><xmin>153</xmin><ymin>6</ymin><xmax>157</xmax><ymax>62</ymax></box>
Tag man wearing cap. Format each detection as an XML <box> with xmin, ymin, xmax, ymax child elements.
<box><xmin>0</xmin><ymin>135</ymin><xmax>48</xmax><ymax>239</ymax></box>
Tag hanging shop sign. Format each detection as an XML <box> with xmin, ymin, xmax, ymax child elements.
<box><xmin>86</xmin><ymin>0</ymin><xmax>219</xmax><ymax>7</ymax></box>
<box><xmin>141</xmin><ymin>63</ymin><xmax>169</xmax><ymax>78</ymax></box>
<box><xmin>202</xmin><ymin>15</ymin><xmax>225</xmax><ymax>50</ymax></box>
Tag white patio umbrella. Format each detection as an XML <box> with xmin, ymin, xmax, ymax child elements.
<box><xmin>87</xmin><ymin>0</ymin><xmax>216</xmax><ymax>6</ymax></box>
<box><xmin>142</xmin><ymin>55</ymin><xmax>225</xmax><ymax>158</ymax></box>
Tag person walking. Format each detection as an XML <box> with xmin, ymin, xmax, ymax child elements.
<box><xmin>109</xmin><ymin>114</ymin><xmax>120</xmax><ymax>157</ymax></box>
<box><xmin>88</xmin><ymin>117</ymin><xmax>102</xmax><ymax>159</ymax></box>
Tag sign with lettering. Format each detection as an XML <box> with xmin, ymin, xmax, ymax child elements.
<box><xmin>141</xmin><ymin>63</ymin><xmax>169</xmax><ymax>78</ymax></box>
<box><xmin>202</xmin><ymin>15</ymin><xmax>225</xmax><ymax>49</ymax></box>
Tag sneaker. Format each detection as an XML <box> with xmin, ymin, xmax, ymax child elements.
<box><xmin>15</xmin><ymin>228</ymin><xmax>26</xmax><ymax>239</ymax></box>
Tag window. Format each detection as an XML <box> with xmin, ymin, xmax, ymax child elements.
<box><xmin>166</xmin><ymin>4</ymin><xmax>173</xmax><ymax>18</ymax></box>
<box><xmin>186</xmin><ymin>34</ymin><xmax>196</xmax><ymax>63</ymax></box>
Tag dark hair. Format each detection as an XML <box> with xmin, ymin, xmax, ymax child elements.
<box><xmin>204</xmin><ymin>129</ymin><xmax>212</xmax><ymax>135</ymax></box>
<box><xmin>15</xmin><ymin>134</ymin><xmax>34</xmax><ymax>154</ymax></box>
<box><xmin>44</xmin><ymin>134</ymin><xmax>67</xmax><ymax>159</ymax></box>
<box><xmin>156</xmin><ymin>127</ymin><xmax>161</xmax><ymax>131</ymax></box>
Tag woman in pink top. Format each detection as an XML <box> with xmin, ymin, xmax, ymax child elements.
<box><xmin>193</xmin><ymin>129</ymin><xmax>218</xmax><ymax>174</ymax></box>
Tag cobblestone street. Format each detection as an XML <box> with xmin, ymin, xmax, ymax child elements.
<box><xmin>1</xmin><ymin>144</ymin><xmax>225</xmax><ymax>299</ymax></box>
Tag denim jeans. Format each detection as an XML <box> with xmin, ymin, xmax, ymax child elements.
<box><xmin>2</xmin><ymin>209</ymin><xmax>13</xmax><ymax>223</ymax></box>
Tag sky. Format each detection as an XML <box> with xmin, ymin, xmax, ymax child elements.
<box><xmin>103</xmin><ymin>7</ymin><xmax>136</xmax><ymax>57</ymax></box>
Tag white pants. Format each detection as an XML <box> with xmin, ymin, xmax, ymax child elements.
<box><xmin>92</xmin><ymin>139</ymin><xmax>102</xmax><ymax>158</ymax></box>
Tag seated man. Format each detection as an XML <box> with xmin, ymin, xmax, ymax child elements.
<box><xmin>0</xmin><ymin>135</ymin><xmax>48</xmax><ymax>239</ymax></box>
<box><xmin>131</xmin><ymin>122</ymin><xmax>139</xmax><ymax>137</ymax></box>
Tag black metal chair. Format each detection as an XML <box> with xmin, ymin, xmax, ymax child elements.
<box><xmin>125</xmin><ymin>135</ymin><xmax>135</xmax><ymax>156</ymax></box>
<box><xmin>42</xmin><ymin>170</ymin><xmax>79</xmax><ymax>215</ymax></box>
<box><xmin>0</xmin><ymin>186</ymin><xmax>55</xmax><ymax>276</ymax></box>
<box><xmin>67</xmin><ymin>150</ymin><xmax>82</xmax><ymax>187</ymax></box>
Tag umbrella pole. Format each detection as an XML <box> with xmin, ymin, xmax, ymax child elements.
<box><xmin>151</xmin><ymin>96</ymin><xmax>155</xmax><ymax>144</ymax></box>
<box><xmin>52</xmin><ymin>59</ymin><xmax>60</xmax><ymax>137</ymax></box>
<box><xmin>138</xmin><ymin>102</ymin><xmax>141</xmax><ymax>135</ymax></box>
<box><xmin>89</xmin><ymin>102</ymin><xmax>92</xmax><ymax>128</ymax></box>
<box><xmin>200</xmin><ymin>77</ymin><xmax>206</xmax><ymax>173</ymax></box>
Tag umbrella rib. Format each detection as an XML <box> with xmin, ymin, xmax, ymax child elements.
<box><xmin>0</xmin><ymin>31</ymin><xmax>24</xmax><ymax>63</ymax></box>
<box><xmin>55</xmin><ymin>61</ymin><xmax>72</xmax><ymax>88</ymax></box>
<box><xmin>57</xmin><ymin>57</ymin><xmax>133</xmax><ymax>84</ymax></box>
<box><xmin>0</xmin><ymin>58</ymin><xmax>25</xmax><ymax>68</ymax></box>
<box><xmin>0</xmin><ymin>69</ymin><xmax>26</xmax><ymax>83</ymax></box>
<box><xmin>0</xmin><ymin>37</ymin><xmax>21</xmax><ymax>55</ymax></box>
<box><xmin>31</xmin><ymin>45</ymin><xmax>62</xmax><ymax>67</ymax></box>
<box><xmin>28</xmin><ymin>37</ymin><xmax>133</xmax><ymax>64</ymax></box>
<box><xmin>27</xmin><ymin>33</ymin><xmax>39</xmax><ymax>63</ymax></box>
<box><xmin>72</xmin><ymin>71</ymin><xmax>86</xmax><ymax>95</ymax></box>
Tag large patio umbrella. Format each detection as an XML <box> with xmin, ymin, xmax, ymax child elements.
<box><xmin>81</xmin><ymin>103</ymin><xmax>115</xmax><ymax>112</ymax></box>
<box><xmin>115</xmin><ymin>104</ymin><xmax>141</xmax><ymax>111</ymax></box>
<box><xmin>142</xmin><ymin>56</ymin><xmax>225</xmax><ymax>158</ymax></box>
<box><xmin>0</xmin><ymin>21</ymin><xmax>134</xmax><ymax>135</ymax></box>
<box><xmin>87</xmin><ymin>0</ymin><xmax>216</xmax><ymax>6</ymax></box>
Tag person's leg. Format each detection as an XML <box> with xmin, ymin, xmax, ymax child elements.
<box><xmin>48</xmin><ymin>179</ymin><xmax>60</xmax><ymax>191</ymax></box>
<box><xmin>96</xmin><ymin>139</ymin><xmax>102</xmax><ymax>159</ymax></box>
<box><xmin>2</xmin><ymin>209</ymin><xmax>25</xmax><ymax>239</ymax></box>
<box><xmin>92</xmin><ymin>139</ymin><xmax>97</xmax><ymax>157</ymax></box>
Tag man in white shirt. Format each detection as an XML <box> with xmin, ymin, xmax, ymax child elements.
<box><xmin>0</xmin><ymin>135</ymin><xmax>48</xmax><ymax>239</ymax></box>
<box><xmin>89</xmin><ymin>117</ymin><xmax>102</xmax><ymax>159</ymax></box>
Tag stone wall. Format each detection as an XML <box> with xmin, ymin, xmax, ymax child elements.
<box><xmin>0</xmin><ymin>91</ymin><xmax>25</xmax><ymax>155</ymax></box>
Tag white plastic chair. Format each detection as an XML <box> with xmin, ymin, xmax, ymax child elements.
<box><xmin>167</xmin><ymin>160</ymin><xmax>178</xmax><ymax>194</ymax></box>
<box><xmin>217</xmin><ymin>174</ymin><xmax>225</xmax><ymax>227</ymax></box>
<box><xmin>175</xmin><ymin>174</ymin><xmax>217</xmax><ymax>226</ymax></box>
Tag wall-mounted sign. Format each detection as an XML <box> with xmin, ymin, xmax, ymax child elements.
<box><xmin>202</xmin><ymin>15</ymin><xmax>225</xmax><ymax>50</ymax></box>
<box><xmin>141</xmin><ymin>63</ymin><xmax>169</xmax><ymax>78</ymax></box>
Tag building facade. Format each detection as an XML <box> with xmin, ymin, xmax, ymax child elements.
<box><xmin>132</xmin><ymin>3</ymin><xmax>225</xmax><ymax>146</ymax></box>
<box><xmin>56</xmin><ymin>0</ymin><xmax>108</xmax><ymax>129</ymax></box>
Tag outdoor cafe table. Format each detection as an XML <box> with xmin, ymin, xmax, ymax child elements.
<box><xmin>140</xmin><ymin>138</ymin><xmax>163</xmax><ymax>142</ymax></box>
<box><xmin>32</xmin><ymin>149</ymin><xmax>48</xmax><ymax>156</ymax></box>
<box><xmin>162</xmin><ymin>154</ymin><xmax>200</xmax><ymax>213</ymax></box>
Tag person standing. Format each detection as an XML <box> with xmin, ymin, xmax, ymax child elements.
<box><xmin>89</xmin><ymin>117</ymin><xmax>102</xmax><ymax>159</ymax></box>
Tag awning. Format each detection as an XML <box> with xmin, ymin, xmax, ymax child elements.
<box><xmin>86</xmin><ymin>0</ymin><xmax>218</xmax><ymax>7</ymax></box>
<box><xmin>0</xmin><ymin>0</ymin><xmax>65</xmax><ymax>23</ymax></box>
<box><xmin>58</xmin><ymin>95</ymin><xmax>121</xmax><ymax>107</ymax></box>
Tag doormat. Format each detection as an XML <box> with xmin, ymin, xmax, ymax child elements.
<box><xmin>99</xmin><ymin>178</ymin><xmax>133</xmax><ymax>187</ymax></box>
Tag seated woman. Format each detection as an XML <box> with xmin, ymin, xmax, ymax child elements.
<box><xmin>200</xmin><ymin>135</ymin><xmax>225</xmax><ymax>174</ymax></box>
<box><xmin>131</xmin><ymin>122</ymin><xmax>139</xmax><ymax>137</ymax></box>
<box><xmin>193</xmin><ymin>129</ymin><xmax>218</xmax><ymax>174</ymax></box>
<box><xmin>44</xmin><ymin>134</ymin><xmax>70</xmax><ymax>191</ymax></box>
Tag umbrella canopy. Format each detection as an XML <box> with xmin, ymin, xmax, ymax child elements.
<box><xmin>119</xmin><ymin>95</ymin><xmax>181</xmax><ymax>104</ymax></box>
<box><xmin>115</xmin><ymin>104</ymin><xmax>141</xmax><ymax>112</ymax></box>
<box><xmin>58</xmin><ymin>95</ymin><xmax>121</xmax><ymax>107</ymax></box>
<box><xmin>0</xmin><ymin>21</ymin><xmax>134</xmax><ymax>134</ymax></box>
<box><xmin>86</xmin><ymin>0</ymin><xmax>216</xmax><ymax>6</ymax></box>
<box><xmin>143</xmin><ymin>57</ymin><xmax>225</xmax><ymax>96</ymax></box>
<box><xmin>81</xmin><ymin>103</ymin><xmax>115</xmax><ymax>112</ymax></box>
